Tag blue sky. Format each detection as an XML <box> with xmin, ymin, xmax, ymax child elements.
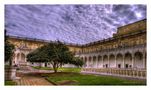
<box><xmin>5</xmin><ymin>5</ymin><xmax>146</xmax><ymax>44</ymax></box>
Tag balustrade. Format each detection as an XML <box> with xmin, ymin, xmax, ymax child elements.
<box><xmin>82</xmin><ymin>68</ymin><xmax>146</xmax><ymax>78</ymax></box>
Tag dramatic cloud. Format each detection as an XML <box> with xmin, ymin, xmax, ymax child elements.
<box><xmin>5</xmin><ymin>5</ymin><xmax>146</xmax><ymax>44</ymax></box>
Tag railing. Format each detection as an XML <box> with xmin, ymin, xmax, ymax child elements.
<box><xmin>82</xmin><ymin>68</ymin><xmax>146</xmax><ymax>78</ymax></box>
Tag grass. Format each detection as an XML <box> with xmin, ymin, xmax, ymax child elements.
<box><xmin>58</xmin><ymin>67</ymin><xmax>81</xmax><ymax>73</ymax></box>
<box><xmin>32</xmin><ymin>66</ymin><xmax>81</xmax><ymax>73</ymax></box>
<box><xmin>45</xmin><ymin>72</ymin><xmax>146</xmax><ymax>85</ymax></box>
<box><xmin>5</xmin><ymin>80</ymin><xmax>17</xmax><ymax>85</ymax></box>
<box><xmin>32</xmin><ymin>66</ymin><xmax>146</xmax><ymax>85</ymax></box>
<box><xmin>32</xmin><ymin>66</ymin><xmax>53</xmax><ymax>70</ymax></box>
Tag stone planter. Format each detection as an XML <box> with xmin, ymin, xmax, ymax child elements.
<box><xmin>5</xmin><ymin>66</ymin><xmax>16</xmax><ymax>80</ymax></box>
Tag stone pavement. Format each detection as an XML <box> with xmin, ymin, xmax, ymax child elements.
<box><xmin>16</xmin><ymin>72</ymin><xmax>54</xmax><ymax>86</ymax></box>
<box><xmin>15</xmin><ymin>66</ymin><xmax>54</xmax><ymax>86</ymax></box>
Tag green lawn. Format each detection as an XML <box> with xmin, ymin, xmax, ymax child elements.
<box><xmin>5</xmin><ymin>80</ymin><xmax>17</xmax><ymax>85</ymax></box>
<box><xmin>32</xmin><ymin>67</ymin><xmax>146</xmax><ymax>85</ymax></box>
<box><xmin>58</xmin><ymin>67</ymin><xmax>81</xmax><ymax>73</ymax></box>
<box><xmin>32</xmin><ymin>66</ymin><xmax>54</xmax><ymax>70</ymax></box>
<box><xmin>45</xmin><ymin>72</ymin><xmax>146</xmax><ymax>85</ymax></box>
<box><xmin>32</xmin><ymin>66</ymin><xmax>81</xmax><ymax>73</ymax></box>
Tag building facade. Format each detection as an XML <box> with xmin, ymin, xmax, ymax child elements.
<box><xmin>7</xmin><ymin>19</ymin><xmax>146</xmax><ymax>78</ymax></box>
<box><xmin>77</xmin><ymin>19</ymin><xmax>146</xmax><ymax>69</ymax></box>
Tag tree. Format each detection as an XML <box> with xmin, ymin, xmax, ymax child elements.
<box><xmin>27</xmin><ymin>41</ymin><xmax>84</xmax><ymax>73</ymax></box>
<box><xmin>5</xmin><ymin>36</ymin><xmax>15</xmax><ymax>81</ymax></box>
<box><xmin>5</xmin><ymin>38</ymin><xmax>15</xmax><ymax>66</ymax></box>
<box><xmin>71</xmin><ymin>57</ymin><xmax>84</xmax><ymax>68</ymax></box>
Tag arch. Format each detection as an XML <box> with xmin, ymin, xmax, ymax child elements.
<box><xmin>93</xmin><ymin>56</ymin><xmax>97</xmax><ymax>68</ymax></box>
<box><xmin>134</xmin><ymin>51</ymin><xmax>143</xmax><ymax>68</ymax></box>
<box><xmin>81</xmin><ymin>57</ymin><xmax>83</xmax><ymax>60</ymax></box>
<box><xmin>20</xmin><ymin>53</ymin><xmax>26</xmax><ymax>62</ymax></box>
<box><xmin>124</xmin><ymin>52</ymin><xmax>132</xmax><ymax>69</ymax></box>
<box><xmin>103</xmin><ymin>55</ymin><xmax>108</xmax><ymax>68</ymax></box>
<box><xmin>98</xmin><ymin>55</ymin><xmax>102</xmax><ymax>68</ymax></box>
<box><xmin>89</xmin><ymin>56</ymin><xmax>92</xmax><ymax>67</ymax></box>
<box><xmin>89</xmin><ymin>56</ymin><xmax>92</xmax><ymax>60</ymax></box>
<box><xmin>85</xmin><ymin>57</ymin><xmax>87</xmax><ymax>61</ymax></box>
<box><xmin>116</xmin><ymin>53</ymin><xmax>123</xmax><ymax>68</ymax></box>
<box><xmin>109</xmin><ymin>54</ymin><xmax>115</xmax><ymax>68</ymax></box>
<box><xmin>17</xmin><ymin>53</ymin><xmax>20</xmax><ymax>60</ymax></box>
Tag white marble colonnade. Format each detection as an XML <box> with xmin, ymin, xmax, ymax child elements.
<box><xmin>78</xmin><ymin>46</ymin><xmax>146</xmax><ymax>70</ymax></box>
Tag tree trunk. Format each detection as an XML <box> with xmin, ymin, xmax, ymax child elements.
<box><xmin>53</xmin><ymin>62</ymin><xmax>58</xmax><ymax>73</ymax></box>
<box><xmin>54</xmin><ymin>68</ymin><xmax>57</xmax><ymax>73</ymax></box>
<box><xmin>53</xmin><ymin>66</ymin><xmax>58</xmax><ymax>73</ymax></box>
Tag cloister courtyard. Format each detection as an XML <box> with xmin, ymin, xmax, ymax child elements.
<box><xmin>5</xmin><ymin>5</ymin><xmax>146</xmax><ymax>86</ymax></box>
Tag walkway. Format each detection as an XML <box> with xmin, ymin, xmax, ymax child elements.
<box><xmin>15</xmin><ymin>72</ymin><xmax>54</xmax><ymax>85</ymax></box>
<box><xmin>15</xmin><ymin>66</ymin><xmax>54</xmax><ymax>85</ymax></box>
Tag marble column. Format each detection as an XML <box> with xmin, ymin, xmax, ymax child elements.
<box><xmin>132</xmin><ymin>54</ymin><xmax>135</xmax><ymax>68</ymax></box>
<box><xmin>102</xmin><ymin>56</ymin><xmax>103</xmax><ymax>68</ymax></box>
<box><xmin>115</xmin><ymin>55</ymin><xmax>117</xmax><ymax>68</ymax></box>
<box><xmin>87</xmin><ymin>59</ymin><xmax>89</xmax><ymax>68</ymax></box>
<box><xmin>95</xmin><ymin>56</ymin><xmax>98</xmax><ymax>68</ymax></box>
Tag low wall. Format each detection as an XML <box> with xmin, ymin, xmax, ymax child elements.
<box><xmin>82</xmin><ymin>68</ymin><xmax>146</xmax><ymax>79</ymax></box>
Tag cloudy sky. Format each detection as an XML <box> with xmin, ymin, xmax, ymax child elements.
<box><xmin>5</xmin><ymin>5</ymin><xmax>146</xmax><ymax>44</ymax></box>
